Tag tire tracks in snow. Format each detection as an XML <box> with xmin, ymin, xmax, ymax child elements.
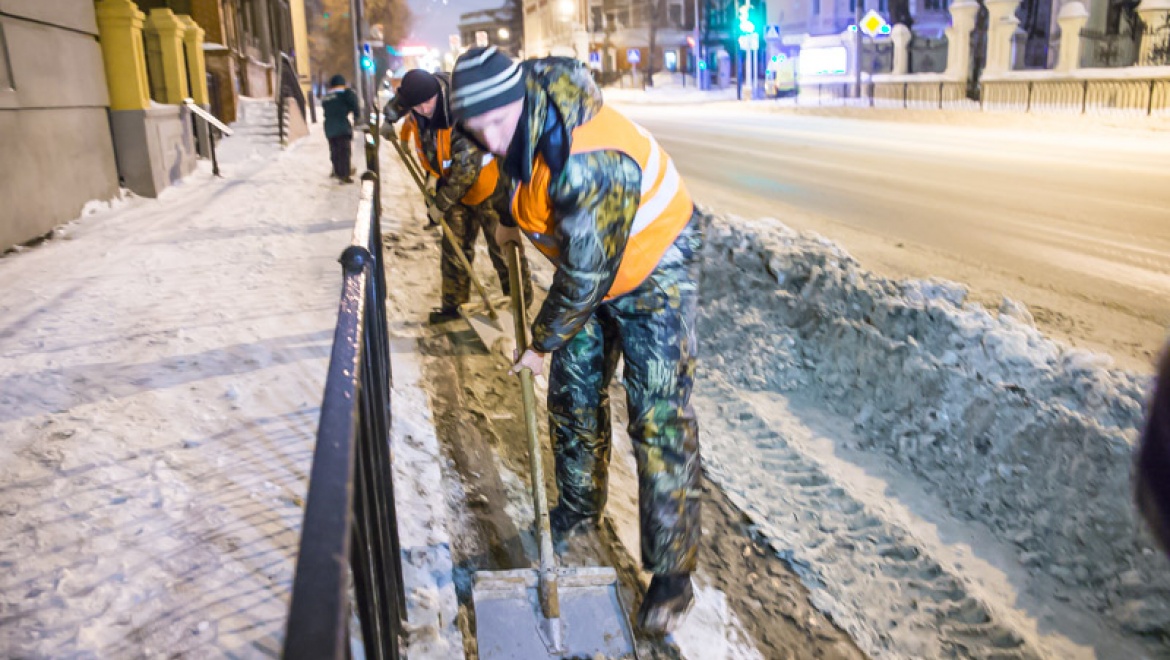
<box><xmin>697</xmin><ymin>378</ymin><xmax>1047</xmax><ymax>659</ymax></box>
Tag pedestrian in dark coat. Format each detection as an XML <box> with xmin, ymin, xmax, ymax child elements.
<box><xmin>1137</xmin><ymin>343</ymin><xmax>1170</xmax><ymax>553</ymax></box>
<box><xmin>322</xmin><ymin>74</ymin><xmax>360</xmax><ymax>182</ymax></box>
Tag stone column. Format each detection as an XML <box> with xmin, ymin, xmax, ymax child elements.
<box><xmin>254</xmin><ymin>0</ymin><xmax>275</xmax><ymax>62</ymax></box>
<box><xmin>891</xmin><ymin>23</ymin><xmax>912</xmax><ymax>74</ymax></box>
<box><xmin>145</xmin><ymin>8</ymin><xmax>190</xmax><ymax>104</ymax></box>
<box><xmin>179</xmin><ymin>16</ymin><xmax>210</xmax><ymax>104</ymax></box>
<box><xmin>984</xmin><ymin>0</ymin><xmax>1022</xmax><ymax>75</ymax></box>
<box><xmin>945</xmin><ymin>0</ymin><xmax>980</xmax><ymax>80</ymax></box>
<box><xmin>1138</xmin><ymin>0</ymin><xmax>1170</xmax><ymax>66</ymax></box>
<box><xmin>95</xmin><ymin>0</ymin><xmax>150</xmax><ymax>111</ymax></box>
<box><xmin>1055</xmin><ymin>1</ymin><xmax>1089</xmax><ymax>72</ymax></box>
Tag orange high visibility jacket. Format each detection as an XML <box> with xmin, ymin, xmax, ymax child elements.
<box><xmin>511</xmin><ymin>105</ymin><xmax>693</xmax><ymax>300</ymax></box>
<box><xmin>402</xmin><ymin>116</ymin><xmax>499</xmax><ymax>206</ymax></box>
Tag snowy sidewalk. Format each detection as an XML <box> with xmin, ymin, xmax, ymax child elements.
<box><xmin>0</xmin><ymin>124</ymin><xmax>362</xmax><ymax>656</ymax></box>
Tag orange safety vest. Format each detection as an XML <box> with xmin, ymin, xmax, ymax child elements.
<box><xmin>511</xmin><ymin>105</ymin><xmax>693</xmax><ymax>300</ymax></box>
<box><xmin>402</xmin><ymin>115</ymin><xmax>499</xmax><ymax>206</ymax></box>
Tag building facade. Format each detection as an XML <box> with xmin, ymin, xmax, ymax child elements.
<box><xmin>135</xmin><ymin>0</ymin><xmax>295</xmax><ymax>123</ymax></box>
<box><xmin>0</xmin><ymin>0</ymin><xmax>121</xmax><ymax>251</ymax></box>
<box><xmin>459</xmin><ymin>3</ymin><xmax>523</xmax><ymax>56</ymax></box>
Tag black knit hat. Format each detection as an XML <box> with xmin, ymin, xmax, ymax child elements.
<box><xmin>329</xmin><ymin>74</ymin><xmax>346</xmax><ymax>87</ymax></box>
<box><xmin>397</xmin><ymin>69</ymin><xmax>441</xmax><ymax>108</ymax></box>
<box><xmin>451</xmin><ymin>46</ymin><xmax>525</xmax><ymax>120</ymax></box>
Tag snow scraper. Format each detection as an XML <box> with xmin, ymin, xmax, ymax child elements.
<box><xmin>384</xmin><ymin>128</ymin><xmax>514</xmax><ymax>354</ymax></box>
<box><xmin>471</xmin><ymin>244</ymin><xmax>636</xmax><ymax>659</ymax></box>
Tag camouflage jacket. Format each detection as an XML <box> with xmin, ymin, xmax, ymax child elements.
<box><xmin>388</xmin><ymin>73</ymin><xmax>488</xmax><ymax>212</ymax></box>
<box><xmin>500</xmin><ymin>58</ymin><xmax>645</xmax><ymax>354</ymax></box>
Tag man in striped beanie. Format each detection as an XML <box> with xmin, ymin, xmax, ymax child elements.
<box><xmin>452</xmin><ymin>46</ymin><xmax>704</xmax><ymax>635</ymax></box>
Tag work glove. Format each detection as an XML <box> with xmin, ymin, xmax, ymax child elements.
<box><xmin>382</xmin><ymin>98</ymin><xmax>404</xmax><ymax>124</ymax></box>
<box><xmin>425</xmin><ymin>202</ymin><xmax>443</xmax><ymax>229</ymax></box>
<box><xmin>495</xmin><ymin>222</ymin><xmax>522</xmax><ymax>248</ymax></box>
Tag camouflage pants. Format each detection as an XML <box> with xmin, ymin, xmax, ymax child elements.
<box><xmin>548</xmin><ymin>216</ymin><xmax>703</xmax><ymax>575</ymax></box>
<box><xmin>440</xmin><ymin>186</ymin><xmax>534</xmax><ymax>309</ymax></box>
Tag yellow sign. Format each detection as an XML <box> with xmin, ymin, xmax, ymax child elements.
<box><xmin>859</xmin><ymin>10</ymin><xmax>888</xmax><ymax>37</ymax></box>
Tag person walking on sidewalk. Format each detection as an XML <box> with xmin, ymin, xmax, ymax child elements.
<box><xmin>451</xmin><ymin>46</ymin><xmax>703</xmax><ymax>634</ymax></box>
<box><xmin>322</xmin><ymin>74</ymin><xmax>360</xmax><ymax>183</ymax></box>
<box><xmin>381</xmin><ymin>68</ymin><xmax>533</xmax><ymax>324</ymax></box>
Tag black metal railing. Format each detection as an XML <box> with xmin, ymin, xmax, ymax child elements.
<box><xmin>283</xmin><ymin>132</ymin><xmax>405</xmax><ymax>659</ymax></box>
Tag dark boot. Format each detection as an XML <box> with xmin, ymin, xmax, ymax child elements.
<box><xmin>637</xmin><ymin>573</ymin><xmax>694</xmax><ymax>635</ymax></box>
<box><xmin>428</xmin><ymin>306</ymin><xmax>460</xmax><ymax>324</ymax></box>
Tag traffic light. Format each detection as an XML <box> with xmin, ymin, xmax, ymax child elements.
<box><xmin>737</xmin><ymin>2</ymin><xmax>754</xmax><ymax>34</ymax></box>
<box><xmin>360</xmin><ymin>43</ymin><xmax>375</xmax><ymax>72</ymax></box>
<box><xmin>735</xmin><ymin>1</ymin><xmax>765</xmax><ymax>36</ymax></box>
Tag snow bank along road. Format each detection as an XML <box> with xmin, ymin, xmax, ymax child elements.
<box><xmin>614</xmin><ymin>102</ymin><xmax>1170</xmax><ymax>373</ymax></box>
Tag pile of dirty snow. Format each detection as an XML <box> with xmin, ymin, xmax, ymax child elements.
<box><xmin>697</xmin><ymin>213</ymin><xmax>1168</xmax><ymax>635</ymax></box>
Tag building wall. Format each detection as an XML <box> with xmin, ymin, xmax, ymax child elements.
<box><xmin>0</xmin><ymin>1</ymin><xmax>119</xmax><ymax>251</ymax></box>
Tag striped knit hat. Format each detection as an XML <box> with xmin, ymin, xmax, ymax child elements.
<box><xmin>450</xmin><ymin>46</ymin><xmax>525</xmax><ymax>120</ymax></box>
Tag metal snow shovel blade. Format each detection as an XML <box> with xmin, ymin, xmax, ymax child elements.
<box><xmin>460</xmin><ymin>295</ymin><xmax>515</xmax><ymax>358</ymax></box>
<box><xmin>472</xmin><ymin>244</ymin><xmax>635</xmax><ymax>660</ymax></box>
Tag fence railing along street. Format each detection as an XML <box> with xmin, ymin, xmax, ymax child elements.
<box><xmin>283</xmin><ymin>132</ymin><xmax>406</xmax><ymax>660</ymax></box>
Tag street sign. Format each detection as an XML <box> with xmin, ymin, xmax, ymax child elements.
<box><xmin>859</xmin><ymin>10</ymin><xmax>889</xmax><ymax>37</ymax></box>
<box><xmin>738</xmin><ymin>33</ymin><xmax>760</xmax><ymax>51</ymax></box>
<box><xmin>764</xmin><ymin>25</ymin><xmax>781</xmax><ymax>39</ymax></box>
<box><xmin>589</xmin><ymin>51</ymin><xmax>601</xmax><ymax>64</ymax></box>
<box><xmin>627</xmin><ymin>48</ymin><xmax>640</xmax><ymax>64</ymax></box>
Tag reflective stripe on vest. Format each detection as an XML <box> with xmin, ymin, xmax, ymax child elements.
<box><xmin>404</xmin><ymin>115</ymin><xmax>499</xmax><ymax>206</ymax></box>
<box><xmin>511</xmin><ymin>105</ymin><xmax>693</xmax><ymax>300</ymax></box>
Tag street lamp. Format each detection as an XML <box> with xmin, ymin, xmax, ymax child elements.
<box><xmin>498</xmin><ymin>27</ymin><xmax>510</xmax><ymax>40</ymax></box>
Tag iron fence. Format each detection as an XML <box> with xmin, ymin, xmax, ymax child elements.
<box><xmin>800</xmin><ymin>81</ymin><xmax>976</xmax><ymax>109</ymax></box>
<box><xmin>870</xmin><ymin>81</ymin><xmax>977</xmax><ymax>109</ymax></box>
<box><xmin>909</xmin><ymin>36</ymin><xmax>949</xmax><ymax>74</ymax></box>
<box><xmin>1079</xmin><ymin>29</ymin><xmax>1141</xmax><ymax>68</ymax></box>
<box><xmin>798</xmin><ymin>77</ymin><xmax>1169</xmax><ymax>115</ymax></box>
<box><xmin>283</xmin><ymin>131</ymin><xmax>406</xmax><ymax>659</ymax></box>
<box><xmin>981</xmin><ymin>78</ymin><xmax>1170</xmax><ymax>115</ymax></box>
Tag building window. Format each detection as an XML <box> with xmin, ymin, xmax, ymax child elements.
<box><xmin>0</xmin><ymin>24</ymin><xmax>12</xmax><ymax>91</ymax></box>
<box><xmin>879</xmin><ymin>0</ymin><xmax>887</xmax><ymax>11</ymax></box>
<box><xmin>669</xmin><ymin>3</ymin><xmax>682</xmax><ymax>25</ymax></box>
<box><xmin>591</xmin><ymin>6</ymin><xmax>603</xmax><ymax>29</ymax></box>
<box><xmin>849</xmin><ymin>0</ymin><xmax>856</xmax><ymax>12</ymax></box>
<box><xmin>813</xmin><ymin>0</ymin><xmax>820</xmax><ymax>14</ymax></box>
<box><xmin>924</xmin><ymin>0</ymin><xmax>942</xmax><ymax>10</ymax></box>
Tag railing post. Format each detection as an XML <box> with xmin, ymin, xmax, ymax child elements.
<box><xmin>1026</xmin><ymin>80</ymin><xmax>1033</xmax><ymax>112</ymax></box>
<box><xmin>939</xmin><ymin>81</ymin><xmax>944</xmax><ymax>109</ymax></box>
<box><xmin>210</xmin><ymin>124</ymin><xmax>220</xmax><ymax>177</ymax></box>
<box><xmin>1082</xmin><ymin>78</ymin><xmax>1089</xmax><ymax>114</ymax></box>
<box><xmin>276</xmin><ymin>56</ymin><xmax>286</xmax><ymax>146</ymax></box>
<box><xmin>1149</xmin><ymin>79</ymin><xmax>1156</xmax><ymax>116</ymax></box>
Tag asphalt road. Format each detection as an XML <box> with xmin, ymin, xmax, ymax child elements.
<box><xmin>617</xmin><ymin>103</ymin><xmax>1170</xmax><ymax>371</ymax></box>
